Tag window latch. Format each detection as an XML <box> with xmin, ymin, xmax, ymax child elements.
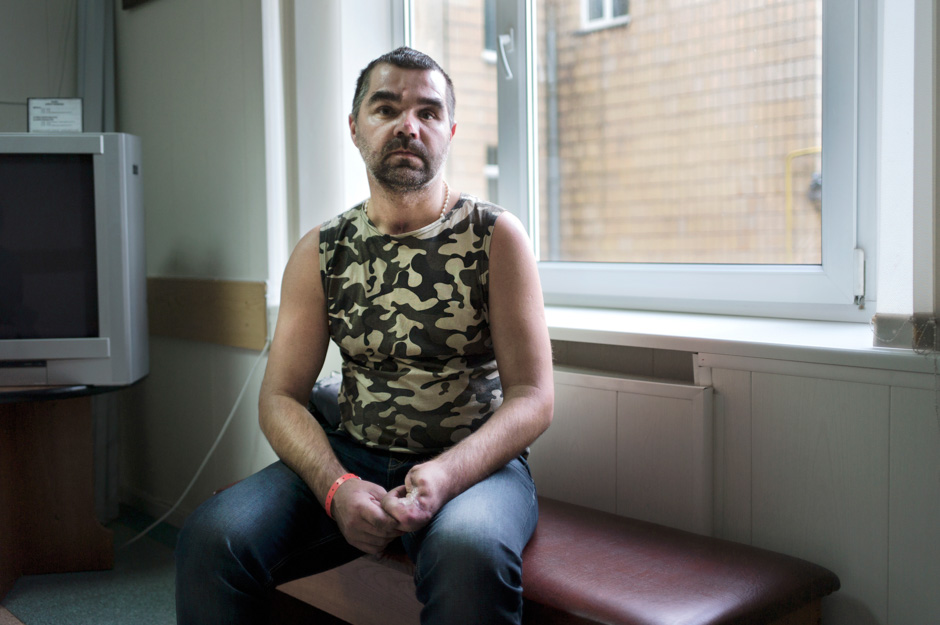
<box><xmin>498</xmin><ymin>28</ymin><xmax>514</xmax><ymax>80</ymax></box>
<box><xmin>854</xmin><ymin>248</ymin><xmax>865</xmax><ymax>307</ymax></box>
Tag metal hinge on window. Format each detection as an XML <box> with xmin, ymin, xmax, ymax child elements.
<box><xmin>854</xmin><ymin>248</ymin><xmax>865</xmax><ymax>307</ymax></box>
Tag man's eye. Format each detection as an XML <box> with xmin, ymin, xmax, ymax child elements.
<box><xmin>420</xmin><ymin>110</ymin><xmax>437</xmax><ymax>120</ymax></box>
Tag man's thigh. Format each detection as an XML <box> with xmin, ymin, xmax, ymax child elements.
<box><xmin>402</xmin><ymin>457</ymin><xmax>539</xmax><ymax>568</ymax></box>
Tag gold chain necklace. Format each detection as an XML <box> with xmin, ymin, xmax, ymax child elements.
<box><xmin>363</xmin><ymin>180</ymin><xmax>450</xmax><ymax>222</ymax></box>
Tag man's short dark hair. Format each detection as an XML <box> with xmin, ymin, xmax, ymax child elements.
<box><xmin>351</xmin><ymin>46</ymin><xmax>455</xmax><ymax>125</ymax></box>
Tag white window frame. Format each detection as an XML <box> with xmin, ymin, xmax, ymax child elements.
<box><xmin>484</xmin><ymin>0</ymin><xmax>498</xmax><ymax>57</ymax></box>
<box><xmin>580</xmin><ymin>0</ymin><xmax>630</xmax><ymax>31</ymax></box>
<box><xmin>486</xmin><ymin>0</ymin><xmax>877</xmax><ymax>323</ymax></box>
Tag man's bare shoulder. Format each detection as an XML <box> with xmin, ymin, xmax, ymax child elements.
<box><xmin>490</xmin><ymin>210</ymin><xmax>533</xmax><ymax>256</ymax></box>
<box><xmin>288</xmin><ymin>226</ymin><xmax>322</xmax><ymax>267</ymax></box>
<box><xmin>289</xmin><ymin>205</ymin><xmax>363</xmax><ymax>275</ymax></box>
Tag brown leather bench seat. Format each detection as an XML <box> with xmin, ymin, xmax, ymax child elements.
<box><xmin>275</xmin><ymin>496</ymin><xmax>840</xmax><ymax>625</ymax></box>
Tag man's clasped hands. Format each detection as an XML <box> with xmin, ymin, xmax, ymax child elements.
<box><xmin>329</xmin><ymin>459</ymin><xmax>454</xmax><ymax>554</ymax></box>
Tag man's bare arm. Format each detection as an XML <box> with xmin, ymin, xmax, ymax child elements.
<box><xmin>382</xmin><ymin>212</ymin><xmax>554</xmax><ymax>529</ymax></box>
<box><xmin>259</xmin><ymin>227</ymin><xmax>401</xmax><ymax>553</ymax></box>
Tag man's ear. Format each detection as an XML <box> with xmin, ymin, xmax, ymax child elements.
<box><xmin>450</xmin><ymin>122</ymin><xmax>457</xmax><ymax>139</ymax></box>
<box><xmin>349</xmin><ymin>113</ymin><xmax>358</xmax><ymax>146</ymax></box>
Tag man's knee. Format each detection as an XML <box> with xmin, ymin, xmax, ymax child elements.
<box><xmin>176</xmin><ymin>489</ymin><xmax>267</xmax><ymax>580</ymax></box>
<box><xmin>177</xmin><ymin>497</ymin><xmax>230</xmax><ymax>563</ymax></box>
<box><xmin>417</xmin><ymin>520</ymin><xmax>523</xmax><ymax>585</ymax></box>
<box><xmin>413</xmin><ymin>526</ymin><xmax>524</xmax><ymax>624</ymax></box>
<box><xmin>175</xmin><ymin>489</ymin><xmax>280</xmax><ymax>624</ymax></box>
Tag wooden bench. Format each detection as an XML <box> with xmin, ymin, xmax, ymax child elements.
<box><xmin>274</xmin><ymin>495</ymin><xmax>839</xmax><ymax>625</ymax></box>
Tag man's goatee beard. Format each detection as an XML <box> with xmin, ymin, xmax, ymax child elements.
<box><xmin>373</xmin><ymin>165</ymin><xmax>433</xmax><ymax>191</ymax></box>
<box><xmin>370</xmin><ymin>139</ymin><xmax>448</xmax><ymax>191</ymax></box>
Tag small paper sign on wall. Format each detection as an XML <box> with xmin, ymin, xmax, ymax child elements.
<box><xmin>27</xmin><ymin>98</ymin><xmax>83</xmax><ymax>133</ymax></box>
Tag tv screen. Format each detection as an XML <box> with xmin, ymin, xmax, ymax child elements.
<box><xmin>0</xmin><ymin>153</ymin><xmax>100</xmax><ymax>340</ymax></box>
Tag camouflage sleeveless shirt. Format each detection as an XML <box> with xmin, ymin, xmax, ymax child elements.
<box><xmin>319</xmin><ymin>194</ymin><xmax>505</xmax><ymax>454</ymax></box>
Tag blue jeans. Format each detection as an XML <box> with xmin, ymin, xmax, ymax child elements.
<box><xmin>175</xmin><ymin>429</ymin><xmax>539</xmax><ymax>624</ymax></box>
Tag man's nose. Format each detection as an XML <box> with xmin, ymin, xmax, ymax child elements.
<box><xmin>395</xmin><ymin>111</ymin><xmax>419</xmax><ymax>137</ymax></box>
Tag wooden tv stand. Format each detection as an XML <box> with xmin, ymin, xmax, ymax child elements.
<box><xmin>0</xmin><ymin>387</ymin><xmax>114</xmax><ymax>600</ymax></box>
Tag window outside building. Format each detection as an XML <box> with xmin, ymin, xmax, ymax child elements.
<box><xmin>584</xmin><ymin>0</ymin><xmax>630</xmax><ymax>29</ymax></box>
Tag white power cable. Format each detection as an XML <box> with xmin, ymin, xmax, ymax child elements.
<box><xmin>122</xmin><ymin>339</ymin><xmax>271</xmax><ymax>547</ymax></box>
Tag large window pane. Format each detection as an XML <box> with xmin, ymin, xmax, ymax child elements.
<box><xmin>538</xmin><ymin>0</ymin><xmax>823</xmax><ymax>265</ymax></box>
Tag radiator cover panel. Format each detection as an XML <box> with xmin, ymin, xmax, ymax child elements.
<box><xmin>529</xmin><ymin>366</ymin><xmax>714</xmax><ymax>535</ymax></box>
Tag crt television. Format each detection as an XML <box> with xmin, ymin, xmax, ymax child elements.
<box><xmin>0</xmin><ymin>132</ymin><xmax>148</xmax><ymax>387</ymax></box>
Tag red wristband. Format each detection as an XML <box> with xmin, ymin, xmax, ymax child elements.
<box><xmin>324</xmin><ymin>473</ymin><xmax>359</xmax><ymax>519</ymax></box>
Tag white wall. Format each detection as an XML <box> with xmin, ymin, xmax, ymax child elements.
<box><xmin>0</xmin><ymin>0</ymin><xmax>78</xmax><ymax>132</ymax></box>
<box><xmin>116</xmin><ymin>1</ymin><xmax>267</xmax><ymax>281</ymax></box>
<box><xmin>911</xmin><ymin>0</ymin><xmax>938</xmax><ymax>315</ymax></box>
<box><xmin>114</xmin><ymin>0</ymin><xmax>276</xmax><ymax>523</ymax></box>
<box><xmin>877</xmin><ymin>0</ymin><xmax>940</xmax><ymax>318</ymax></box>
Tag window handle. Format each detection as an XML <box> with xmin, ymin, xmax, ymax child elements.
<box><xmin>498</xmin><ymin>28</ymin><xmax>514</xmax><ymax>80</ymax></box>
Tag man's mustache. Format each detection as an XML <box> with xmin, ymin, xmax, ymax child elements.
<box><xmin>382</xmin><ymin>137</ymin><xmax>428</xmax><ymax>162</ymax></box>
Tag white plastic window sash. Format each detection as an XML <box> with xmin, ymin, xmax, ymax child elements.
<box><xmin>494</xmin><ymin>0</ymin><xmax>873</xmax><ymax>323</ymax></box>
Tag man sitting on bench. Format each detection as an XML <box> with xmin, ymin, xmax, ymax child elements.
<box><xmin>174</xmin><ymin>46</ymin><xmax>554</xmax><ymax>625</ymax></box>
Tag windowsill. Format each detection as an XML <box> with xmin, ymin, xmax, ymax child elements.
<box><xmin>545</xmin><ymin>306</ymin><xmax>935</xmax><ymax>374</ymax></box>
